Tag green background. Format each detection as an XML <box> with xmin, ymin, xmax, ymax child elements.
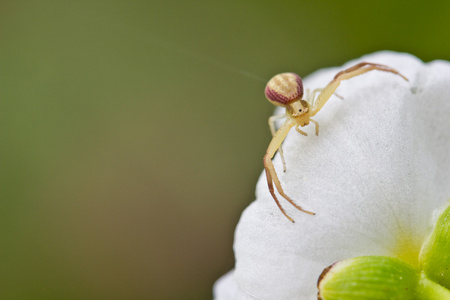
<box><xmin>1</xmin><ymin>1</ymin><xmax>449</xmax><ymax>299</ymax></box>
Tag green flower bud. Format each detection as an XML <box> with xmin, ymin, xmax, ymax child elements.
<box><xmin>317</xmin><ymin>256</ymin><xmax>418</xmax><ymax>300</ymax></box>
<box><xmin>420</xmin><ymin>203</ymin><xmax>450</xmax><ymax>290</ymax></box>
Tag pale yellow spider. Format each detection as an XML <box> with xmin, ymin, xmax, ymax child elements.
<box><xmin>264</xmin><ymin>62</ymin><xmax>408</xmax><ymax>222</ymax></box>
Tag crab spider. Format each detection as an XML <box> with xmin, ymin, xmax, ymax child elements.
<box><xmin>264</xmin><ymin>62</ymin><xmax>408</xmax><ymax>222</ymax></box>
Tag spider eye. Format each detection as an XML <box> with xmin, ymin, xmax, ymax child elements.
<box><xmin>299</xmin><ymin>109</ymin><xmax>302</xmax><ymax>112</ymax></box>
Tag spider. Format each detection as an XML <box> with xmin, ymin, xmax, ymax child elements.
<box><xmin>264</xmin><ymin>62</ymin><xmax>408</xmax><ymax>222</ymax></box>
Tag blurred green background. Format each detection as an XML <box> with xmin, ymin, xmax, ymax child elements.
<box><xmin>1</xmin><ymin>1</ymin><xmax>450</xmax><ymax>299</ymax></box>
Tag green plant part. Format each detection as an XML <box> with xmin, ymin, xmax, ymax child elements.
<box><xmin>318</xmin><ymin>256</ymin><xmax>418</xmax><ymax>300</ymax></box>
<box><xmin>420</xmin><ymin>203</ymin><xmax>450</xmax><ymax>289</ymax></box>
<box><xmin>317</xmin><ymin>202</ymin><xmax>450</xmax><ymax>300</ymax></box>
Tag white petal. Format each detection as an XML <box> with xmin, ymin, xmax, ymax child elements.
<box><xmin>213</xmin><ymin>270</ymin><xmax>257</xmax><ymax>300</ymax></box>
<box><xmin>214</xmin><ymin>51</ymin><xmax>450</xmax><ymax>300</ymax></box>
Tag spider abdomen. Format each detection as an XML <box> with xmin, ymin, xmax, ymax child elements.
<box><xmin>265</xmin><ymin>72</ymin><xmax>304</xmax><ymax>106</ymax></box>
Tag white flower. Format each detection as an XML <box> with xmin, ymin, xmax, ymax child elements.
<box><xmin>214</xmin><ymin>51</ymin><xmax>450</xmax><ymax>300</ymax></box>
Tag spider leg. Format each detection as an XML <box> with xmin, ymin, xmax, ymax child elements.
<box><xmin>310</xmin><ymin>62</ymin><xmax>408</xmax><ymax>117</ymax></box>
<box><xmin>310</xmin><ymin>119</ymin><xmax>319</xmax><ymax>136</ymax></box>
<box><xmin>307</xmin><ymin>88</ymin><xmax>323</xmax><ymax>106</ymax></box>
<box><xmin>269</xmin><ymin>114</ymin><xmax>287</xmax><ymax>172</ymax></box>
<box><xmin>264</xmin><ymin>167</ymin><xmax>294</xmax><ymax>222</ymax></box>
<box><xmin>295</xmin><ymin>124</ymin><xmax>308</xmax><ymax>136</ymax></box>
<box><xmin>305</xmin><ymin>88</ymin><xmax>311</xmax><ymax>100</ymax></box>
<box><xmin>264</xmin><ymin>118</ymin><xmax>315</xmax><ymax>222</ymax></box>
<box><xmin>309</xmin><ymin>88</ymin><xmax>343</xmax><ymax>106</ymax></box>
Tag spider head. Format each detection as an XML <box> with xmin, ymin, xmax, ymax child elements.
<box><xmin>265</xmin><ymin>72</ymin><xmax>303</xmax><ymax>107</ymax></box>
<box><xmin>290</xmin><ymin>99</ymin><xmax>309</xmax><ymax>118</ymax></box>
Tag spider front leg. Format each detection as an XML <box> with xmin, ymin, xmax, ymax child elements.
<box><xmin>264</xmin><ymin>118</ymin><xmax>315</xmax><ymax>222</ymax></box>
<box><xmin>268</xmin><ymin>114</ymin><xmax>287</xmax><ymax>172</ymax></box>
<box><xmin>310</xmin><ymin>62</ymin><xmax>408</xmax><ymax>116</ymax></box>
